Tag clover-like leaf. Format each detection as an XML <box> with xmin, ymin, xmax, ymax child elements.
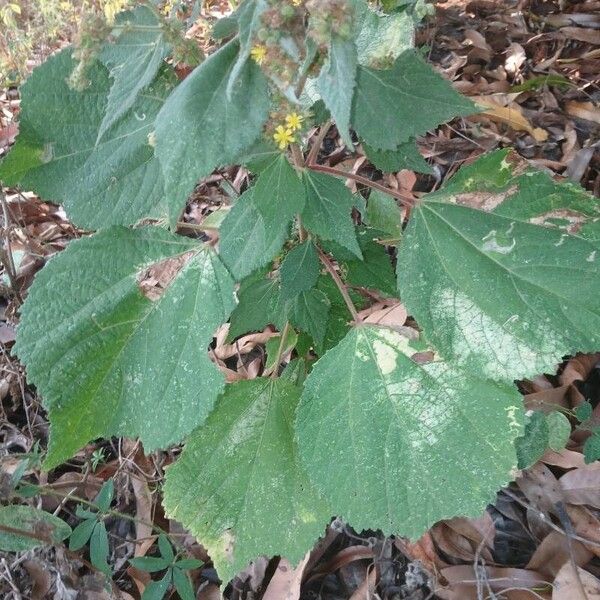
<box><xmin>15</xmin><ymin>227</ymin><xmax>236</xmax><ymax>468</ymax></box>
<box><xmin>163</xmin><ymin>378</ymin><xmax>329</xmax><ymax>584</ymax></box>
<box><xmin>296</xmin><ymin>326</ymin><xmax>523</xmax><ymax>538</ymax></box>
<box><xmin>0</xmin><ymin>49</ymin><xmax>175</xmax><ymax>229</ymax></box>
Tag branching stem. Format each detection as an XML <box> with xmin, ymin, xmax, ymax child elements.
<box><xmin>317</xmin><ymin>246</ymin><xmax>360</xmax><ymax>323</ymax></box>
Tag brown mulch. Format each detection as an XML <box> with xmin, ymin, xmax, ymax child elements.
<box><xmin>1</xmin><ymin>0</ymin><xmax>600</xmax><ymax>599</ymax></box>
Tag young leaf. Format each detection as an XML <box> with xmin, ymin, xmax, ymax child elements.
<box><xmin>302</xmin><ymin>171</ymin><xmax>362</xmax><ymax>257</ymax></box>
<box><xmin>252</xmin><ymin>154</ymin><xmax>305</xmax><ymax>227</ymax></box>
<box><xmin>352</xmin><ymin>0</ymin><xmax>414</xmax><ymax>67</ymax></box>
<box><xmin>94</xmin><ymin>479</ymin><xmax>114</xmax><ymax>513</ymax></box>
<box><xmin>280</xmin><ymin>241</ymin><xmax>320</xmax><ymax>299</ymax></box>
<box><xmin>296</xmin><ymin>326</ymin><xmax>523</xmax><ymax>537</ymax></box>
<box><xmin>142</xmin><ymin>570</ymin><xmax>172</xmax><ymax>600</ymax></box>
<box><xmin>172</xmin><ymin>567</ymin><xmax>196</xmax><ymax>600</ymax></box>
<box><xmin>129</xmin><ymin>556</ymin><xmax>171</xmax><ymax>573</ymax></box>
<box><xmin>98</xmin><ymin>5</ymin><xmax>170</xmax><ymax>140</ymax></box>
<box><xmin>0</xmin><ymin>49</ymin><xmax>175</xmax><ymax>229</ymax></box>
<box><xmin>228</xmin><ymin>275</ymin><xmax>286</xmax><ymax>340</ymax></box>
<box><xmin>316</xmin><ymin>35</ymin><xmax>357</xmax><ymax>147</ymax></box>
<box><xmin>14</xmin><ymin>227</ymin><xmax>236</xmax><ymax>468</ymax></box>
<box><xmin>366</xmin><ymin>190</ymin><xmax>402</xmax><ymax>240</ymax></box>
<box><xmin>287</xmin><ymin>289</ymin><xmax>331</xmax><ymax>347</ymax></box>
<box><xmin>344</xmin><ymin>229</ymin><xmax>396</xmax><ymax>296</ymax></box>
<box><xmin>515</xmin><ymin>412</ymin><xmax>549</xmax><ymax>469</ymax></box>
<box><xmin>226</xmin><ymin>0</ymin><xmax>268</xmax><ymax>98</ymax></box>
<box><xmin>0</xmin><ymin>506</ymin><xmax>71</xmax><ymax>551</ymax></box>
<box><xmin>398</xmin><ymin>196</ymin><xmax>600</xmax><ymax>382</ymax></box>
<box><xmin>69</xmin><ymin>517</ymin><xmax>97</xmax><ymax>551</ymax></box>
<box><xmin>546</xmin><ymin>411</ymin><xmax>571</xmax><ymax>451</ymax></box>
<box><xmin>583</xmin><ymin>429</ymin><xmax>600</xmax><ymax>464</ymax></box>
<box><xmin>90</xmin><ymin>521</ymin><xmax>111</xmax><ymax>575</ymax></box>
<box><xmin>219</xmin><ymin>188</ymin><xmax>290</xmax><ymax>280</ymax></box>
<box><xmin>363</xmin><ymin>140</ymin><xmax>433</xmax><ymax>174</ymax></box>
<box><xmin>351</xmin><ymin>50</ymin><xmax>476</xmax><ymax>150</ymax></box>
<box><xmin>163</xmin><ymin>378</ymin><xmax>330</xmax><ymax>584</ymax></box>
<box><xmin>158</xmin><ymin>534</ymin><xmax>174</xmax><ymax>563</ymax></box>
<box><xmin>155</xmin><ymin>40</ymin><xmax>270</xmax><ymax>225</ymax></box>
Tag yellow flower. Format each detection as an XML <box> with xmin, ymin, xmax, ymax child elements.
<box><xmin>250</xmin><ymin>45</ymin><xmax>267</xmax><ymax>65</ymax></box>
<box><xmin>285</xmin><ymin>112</ymin><xmax>304</xmax><ymax>131</ymax></box>
<box><xmin>291</xmin><ymin>0</ymin><xmax>302</xmax><ymax>5</ymax></box>
<box><xmin>273</xmin><ymin>125</ymin><xmax>296</xmax><ymax>150</ymax></box>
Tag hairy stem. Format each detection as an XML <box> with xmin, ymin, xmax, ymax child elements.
<box><xmin>317</xmin><ymin>246</ymin><xmax>359</xmax><ymax>323</ymax></box>
<box><xmin>306</xmin><ymin>120</ymin><xmax>332</xmax><ymax>166</ymax></box>
<box><xmin>271</xmin><ymin>322</ymin><xmax>292</xmax><ymax>378</ymax></box>
<box><xmin>307</xmin><ymin>163</ymin><xmax>416</xmax><ymax>208</ymax></box>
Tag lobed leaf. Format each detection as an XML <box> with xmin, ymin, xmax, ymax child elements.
<box><xmin>15</xmin><ymin>227</ymin><xmax>236</xmax><ymax>468</ymax></box>
<box><xmin>163</xmin><ymin>378</ymin><xmax>330</xmax><ymax>583</ymax></box>
<box><xmin>296</xmin><ymin>326</ymin><xmax>523</xmax><ymax>538</ymax></box>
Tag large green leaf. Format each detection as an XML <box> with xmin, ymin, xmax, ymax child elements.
<box><xmin>0</xmin><ymin>49</ymin><xmax>174</xmax><ymax>229</ymax></box>
<box><xmin>351</xmin><ymin>50</ymin><xmax>475</xmax><ymax>150</ymax></box>
<box><xmin>363</xmin><ymin>140</ymin><xmax>433</xmax><ymax>174</ymax></box>
<box><xmin>316</xmin><ymin>36</ymin><xmax>357</xmax><ymax>147</ymax></box>
<box><xmin>280</xmin><ymin>241</ymin><xmax>320</xmax><ymax>299</ymax></box>
<box><xmin>219</xmin><ymin>188</ymin><xmax>290</xmax><ymax>281</ymax></box>
<box><xmin>398</xmin><ymin>191</ymin><xmax>600</xmax><ymax>382</ymax></box>
<box><xmin>98</xmin><ymin>5</ymin><xmax>170</xmax><ymax>140</ymax></box>
<box><xmin>155</xmin><ymin>40</ymin><xmax>270</xmax><ymax>225</ymax></box>
<box><xmin>15</xmin><ymin>227</ymin><xmax>235</xmax><ymax>468</ymax></box>
<box><xmin>296</xmin><ymin>326</ymin><xmax>523</xmax><ymax>537</ymax></box>
<box><xmin>163</xmin><ymin>378</ymin><xmax>329</xmax><ymax>583</ymax></box>
<box><xmin>302</xmin><ymin>171</ymin><xmax>361</xmax><ymax>257</ymax></box>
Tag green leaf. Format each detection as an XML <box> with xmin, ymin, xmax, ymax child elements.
<box><xmin>15</xmin><ymin>227</ymin><xmax>236</xmax><ymax>468</ymax></box>
<box><xmin>0</xmin><ymin>49</ymin><xmax>175</xmax><ymax>229</ymax></box>
<box><xmin>265</xmin><ymin>329</ymin><xmax>298</xmax><ymax>372</ymax></box>
<box><xmin>296</xmin><ymin>326</ymin><xmax>523</xmax><ymax>537</ymax></box>
<box><xmin>0</xmin><ymin>505</ymin><xmax>71</xmax><ymax>551</ymax></box>
<box><xmin>228</xmin><ymin>275</ymin><xmax>285</xmax><ymax>340</ymax></box>
<box><xmin>142</xmin><ymin>571</ymin><xmax>172</xmax><ymax>600</ymax></box>
<box><xmin>398</xmin><ymin>192</ymin><xmax>600</xmax><ymax>382</ymax></box>
<box><xmin>219</xmin><ymin>188</ymin><xmax>290</xmax><ymax>280</ymax></box>
<box><xmin>212</xmin><ymin>15</ymin><xmax>238</xmax><ymax>39</ymax></box>
<box><xmin>583</xmin><ymin>429</ymin><xmax>600</xmax><ymax>464</ymax></box>
<box><xmin>98</xmin><ymin>5</ymin><xmax>170</xmax><ymax>140</ymax></box>
<box><xmin>280</xmin><ymin>241</ymin><xmax>320</xmax><ymax>299</ymax></box>
<box><xmin>316</xmin><ymin>36</ymin><xmax>357</xmax><ymax>147</ymax></box>
<box><xmin>173</xmin><ymin>567</ymin><xmax>196</xmax><ymax>600</ymax></box>
<box><xmin>174</xmin><ymin>558</ymin><xmax>203</xmax><ymax>570</ymax></box>
<box><xmin>351</xmin><ymin>50</ymin><xmax>476</xmax><ymax>150</ymax></box>
<box><xmin>515</xmin><ymin>412</ymin><xmax>549</xmax><ymax>469</ymax></box>
<box><xmin>94</xmin><ymin>479</ymin><xmax>114</xmax><ymax>512</ymax></box>
<box><xmin>253</xmin><ymin>154</ymin><xmax>305</xmax><ymax>228</ymax></box>
<box><xmin>155</xmin><ymin>40</ymin><xmax>270</xmax><ymax>225</ymax></box>
<box><xmin>575</xmin><ymin>401</ymin><xmax>593</xmax><ymax>423</ymax></box>
<box><xmin>546</xmin><ymin>411</ymin><xmax>571</xmax><ymax>451</ymax></box>
<box><xmin>163</xmin><ymin>379</ymin><xmax>329</xmax><ymax>584</ymax></box>
<box><xmin>363</xmin><ymin>140</ymin><xmax>433</xmax><ymax>174</ymax></box>
<box><xmin>158</xmin><ymin>534</ymin><xmax>174</xmax><ymax>563</ymax></box>
<box><xmin>129</xmin><ymin>556</ymin><xmax>171</xmax><ymax>573</ymax></box>
<box><xmin>302</xmin><ymin>171</ymin><xmax>361</xmax><ymax>257</ymax></box>
<box><xmin>90</xmin><ymin>522</ymin><xmax>111</xmax><ymax>575</ymax></box>
<box><xmin>352</xmin><ymin>0</ymin><xmax>414</xmax><ymax>67</ymax></box>
<box><xmin>344</xmin><ymin>229</ymin><xmax>396</xmax><ymax>295</ymax></box>
<box><xmin>226</xmin><ymin>0</ymin><xmax>268</xmax><ymax>98</ymax></box>
<box><xmin>366</xmin><ymin>190</ymin><xmax>402</xmax><ymax>240</ymax></box>
<box><xmin>288</xmin><ymin>289</ymin><xmax>331</xmax><ymax>346</ymax></box>
<box><xmin>69</xmin><ymin>517</ymin><xmax>97</xmax><ymax>551</ymax></box>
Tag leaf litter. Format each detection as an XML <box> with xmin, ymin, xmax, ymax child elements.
<box><xmin>1</xmin><ymin>0</ymin><xmax>600</xmax><ymax>598</ymax></box>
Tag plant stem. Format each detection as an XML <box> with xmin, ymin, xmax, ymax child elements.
<box><xmin>176</xmin><ymin>221</ymin><xmax>219</xmax><ymax>232</ymax></box>
<box><xmin>0</xmin><ymin>189</ymin><xmax>22</xmax><ymax>302</ymax></box>
<box><xmin>306</xmin><ymin>120</ymin><xmax>332</xmax><ymax>166</ymax></box>
<box><xmin>317</xmin><ymin>247</ymin><xmax>360</xmax><ymax>323</ymax></box>
<box><xmin>271</xmin><ymin>322</ymin><xmax>291</xmax><ymax>378</ymax></box>
<box><xmin>307</xmin><ymin>164</ymin><xmax>416</xmax><ymax>208</ymax></box>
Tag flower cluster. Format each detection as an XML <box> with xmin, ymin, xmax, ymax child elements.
<box><xmin>272</xmin><ymin>112</ymin><xmax>305</xmax><ymax>150</ymax></box>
